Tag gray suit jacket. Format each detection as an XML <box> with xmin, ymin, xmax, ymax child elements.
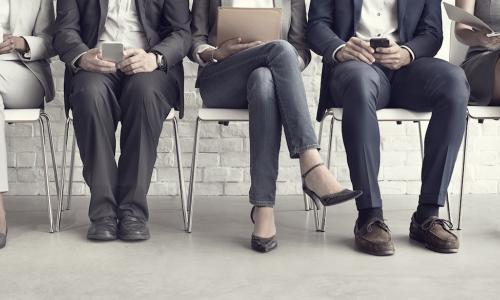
<box><xmin>9</xmin><ymin>0</ymin><xmax>55</xmax><ymax>102</ymax></box>
<box><xmin>190</xmin><ymin>0</ymin><xmax>311</xmax><ymax>70</ymax></box>
<box><xmin>53</xmin><ymin>0</ymin><xmax>191</xmax><ymax>118</ymax></box>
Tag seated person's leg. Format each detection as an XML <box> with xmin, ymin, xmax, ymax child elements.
<box><xmin>116</xmin><ymin>70</ymin><xmax>177</xmax><ymax>240</ymax></box>
<box><xmin>69</xmin><ymin>71</ymin><xmax>121</xmax><ymax>239</ymax></box>
<box><xmin>328</xmin><ymin>61</ymin><xmax>394</xmax><ymax>256</ymax></box>
<box><xmin>390</xmin><ymin>58</ymin><xmax>468</xmax><ymax>253</ymax></box>
<box><xmin>0</xmin><ymin>61</ymin><xmax>46</xmax><ymax>246</ymax></box>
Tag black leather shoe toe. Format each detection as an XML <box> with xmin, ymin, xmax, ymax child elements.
<box><xmin>87</xmin><ymin>217</ymin><xmax>118</xmax><ymax>241</ymax></box>
<box><xmin>119</xmin><ymin>216</ymin><xmax>150</xmax><ymax>241</ymax></box>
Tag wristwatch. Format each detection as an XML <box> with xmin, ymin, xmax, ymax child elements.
<box><xmin>152</xmin><ymin>51</ymin><xmax>168</xmax><ymax>72</ymax></box>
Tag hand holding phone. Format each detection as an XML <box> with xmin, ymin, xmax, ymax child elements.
<box><xmin>77</xmin><ymin>48</ymin><xmax>117</xmax><ymax>73</ymax></box>
<box><xmin>101</xmin><ymin>42</ymin><xmax>124</xmax><ymax>63</ymax></box>
<box><xmin>370</xmin><ymin>38</ymin><xmax>390</xmax><ymax>51</ymax></box>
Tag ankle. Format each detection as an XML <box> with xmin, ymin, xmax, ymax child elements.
<box><xmin>357</xmin><ymin>208</ymin><xmax>384</xmax><ymax>227</ymax></box>
<box><xmin>299</xmin><ymin>149</ymin><xmax>323</xmax><ymax>172</ymax></box>
<box><xmin>415</xmin><ymin>204</ymin><xmax>439</xmax><ymax>224</ymax></box>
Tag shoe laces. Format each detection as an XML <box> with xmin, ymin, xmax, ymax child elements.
<box><xmin>422</xmin><ymin>218</ymin><xmax>453</xmax><ymax>232</ymax></box>
<box><xmin>366</xmin><ymin>219</ymin><xmax>390</xmax><ymax>233</ymax></box>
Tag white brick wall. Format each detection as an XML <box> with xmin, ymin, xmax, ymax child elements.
<box><xmin>5</xmin><ymin>1</ymin><xmax>498</xmax><ymax>197</ymax></box>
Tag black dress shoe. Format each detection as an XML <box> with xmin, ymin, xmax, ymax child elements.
<box><xmin>0</xmin><ymin>226</ymin><xmax>7</xmax><ymax>249</ymax></box>
<box><xmin>118</xmin><ymin>216</ymin><xmax>150</xmax><ymax>241</ymax></box>
<box><xmin>87</xmin><ymin>217</ymin><xmax>118</xmax><ymax>241</ymax></box>
<box><xmin>250</xmin><ymin>207</ymin><xmax>278</xmax><ymax>253</ymax></box>
<box><xmin>302</xmin><ymin>163</ymin><xmax>363</xmax><ymax>207</ymax></box>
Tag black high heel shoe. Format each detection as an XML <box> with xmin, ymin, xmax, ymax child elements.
<box><xmin>0</xmin><ymin>226</ymin><xmax>7</xmax><ymax>249</ymax></box>
<box><xmin>250</xmin><ymin>206</ymin><xmax>278</xmax><ymax>253</ymax></box>
<box><xmin>302</xmin><ymin>163</ymin><xmax>363</xmax><ymax>207</ymax></box>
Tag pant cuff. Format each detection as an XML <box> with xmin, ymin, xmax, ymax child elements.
<box><xmin>419</xmin><ymin>193</ymin><xmax>447</xmax><ymax>207</ymax></box>
<box><xmin>250</xmin><ymin>199</ymin><xmax>275</xmax><ymax>208</ymax></box>
<box><xmin>290</xmin><ymin>143</ymin><xmax>321</xmax><ymax>159</ymax></box>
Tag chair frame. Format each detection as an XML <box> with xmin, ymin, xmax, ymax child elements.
<box><xmin>5</xmin><ymin>109</ymin><xmax>60</xmax><ymax>233</ymax></box>
<box><xmin>56</xmin><ymin>110</ymin><xmax>188</xmax><ymax>232</ymax></box>
<box><xmin>186</xmin><ymin>108</ymin><xmax>312</xmax><ymax>233</ymax></box>
<box><xmin>316</xmin><ymin>108</ymin><xmax>453</xmax><ymax>232</ymax></box>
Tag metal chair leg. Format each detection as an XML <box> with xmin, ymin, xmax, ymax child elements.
<box><xmin>417</xmin><ymin>121</ymin><xmax>425</xmax><ymax>160</ymax></box>
<box><xmin>67</xmin><ymin>128</ymin><xmax>76</xmax><ymax>211</ymax></box>
<box><xmin>173</xmin><ymin>117</ymin><xmax>188</xmax><ymax>231</ymax></box>
<box><xmin>57</xmin><ymin>117</ymin><xmax>71</xmax><ymax>231</ymax></box>
<box><xmin>457</xmin><ymin>116</ymin><xmax>469</xmax><ymax>230</ymax></box>
<box><xmin>327</xmin><ymin>117</ymin><xmax>335</xmax><ymax>169</ymax></box>
<box><xmin>187</xmin><ymin>117</ymin><xmax>201</xmax><ymax>233</ymax></box>
<box><xmin>39</xmin><ymin>117</ymin><xmax>54</xmax><ymax>233</ymax></box>
<box><xmin>40</xmin><ymin>113</ymin><xmax>60</xmax><ymax>201</ymax></box>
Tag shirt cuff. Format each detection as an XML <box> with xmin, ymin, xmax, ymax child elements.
<box><xmin>71</xmin><ymin>52</ymin><xmax>87</xmax><ymax>73</ymax></box>
<box><xmin>195</xmin><ymin>44</ymin><xmax>216</xmax><ymax>67</ymax></box>
<box><xmin>401</xmin><ymin>45</ymin><xmax>415</xmax><ymax>62</ymax></box>
<box><xmin>332</xmin><ymin>44</ymin><xmax>346</xmax><ymax>63</ymax></box>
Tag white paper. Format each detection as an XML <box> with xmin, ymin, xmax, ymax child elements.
<box><xmin>0</xmin><ymin>27</ymin><xmax>3</xmax><ymax>43</ymax></box>
<box><xmin>444</xmin><ymin>2</ymin><xmax>498</xmax><ymax>35</ymax></box>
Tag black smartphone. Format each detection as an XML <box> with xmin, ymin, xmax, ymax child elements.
<box><xmin>370</xmin><ymin>38</ymin><xmax>390</xmax><ymax>50</ymax></box>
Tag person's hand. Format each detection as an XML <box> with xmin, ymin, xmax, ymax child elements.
<box><xmin>0</xmin><ymin>35</ymin><xmax>28</xmax><ymax>54</ymax></box>
<box><xmin>117</xmin><ymin>48</ymin><xmax>157</xmax><ymax>75</ymax></box>
<box><xmin>200</xmin><ymin>37</ymin><xmax>264</xmax><ymax>63</ymax></box>
<box><xmin>336</xmin><ymin>37</ymin><xmax>375</xmax><ymax>64</ymax></box>
<box><xmin>373</xmin><ymin>40</ymin><xmax>412</xmax><ymax>70</ymax></box>
<box><xmin>477</xmin><ymin>32</ymin><xmax>500</xmax><ymax>50</ymax></box>
<box><xmin>77</xmin><ymin>48</ymin><xmax>117</xmax><ymax>73</ymax></box>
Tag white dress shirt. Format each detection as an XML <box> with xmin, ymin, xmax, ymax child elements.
<box><xmin>73</xmin><ymin>0</ymin><xmax>147</xmax><ymax>69</ymax></box>
<box><xmin>98</xmin><ymin>0</ymin><xmax>147</xmax><ymax>49</ymax></box>
<box><xmin>356</xmin><ymin>0</ymin><xmax>399</xmax><ymax>41</ymax></box>
<box><xmin>194</xmin><ymin>0</ymin><xmax>275</xmax><ymax>66</ymax></box>
<box><xmin>333</xmin><ymin>0</ymin><xmax>415</xmax><ymax>62</ymax></box>
<box><xmin>230</xmin><ymin>0</ymin><xmax>274</xmax><ymax>8</ymax></box>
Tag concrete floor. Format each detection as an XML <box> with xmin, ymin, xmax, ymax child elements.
<box><xmin>0</xmin><ymin>195</ymin><xmax>499</xmax><ymax>300</ymax></box>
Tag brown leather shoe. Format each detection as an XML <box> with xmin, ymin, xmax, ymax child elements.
<box><xmin>409</xmin><ymin>213</ymin><xmax>459</xmax><ymax>253</ymax></box>
<box><xmin>354</xmin><ymin>218</ymin><xmax>395</xmax><ymax>256</ymax></box>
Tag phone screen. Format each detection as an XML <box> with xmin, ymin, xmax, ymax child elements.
<box><xmin>101</xmin><ymin>43</ymin><xmax>124</xmax><ymax>63</ymax></box>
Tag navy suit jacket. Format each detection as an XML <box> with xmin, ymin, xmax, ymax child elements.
<box><xmin>307</xmin><ymin>0</ymin><xmax>444</xmax><ymax>122</ymax></box>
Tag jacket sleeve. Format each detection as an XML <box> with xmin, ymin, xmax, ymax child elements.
<box><xmin>52</xmin><ymin>0</ymin><xmax>90</xmax><ymax>66</ymax></box>
<box><xmin>188</xmin><ymin>0</ymin><xmax>211</xmax><ymax>63</ymax></box>
<box><xmin>22</xmin><ymin>0</ymin><xmax>55</xmax><ymax>61</ymax></box>
<box><xmin>288</xmin><ymin>0</ymin><xmax>311</xmax><ymax>70</ymax></box>
<box><xmin>403</xmin><ymin>0</ymin><xmax>443</xmax><ymax>59</ymax></box>
<box><xmin>306</xmin><ymin>0</ymin><xmax>345</xmax><ymax>64</ymax></box>
<box><xmin>150</xmin><ymin>0</ymin><xmax>192</xmax><ymax>68</ymax></box>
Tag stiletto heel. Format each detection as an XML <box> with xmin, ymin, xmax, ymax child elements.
<box><xmin>250</xmin><ymin>206</ymin><xmax>278</xmax><ymax>253</ymax></box>
<box><xmin>302</xmin><ymin>163</ymin><xmax>363</xmax><ymax>206</ymax></box>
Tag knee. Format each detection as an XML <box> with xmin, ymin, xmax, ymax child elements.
<box><xmin>122</xmin><ymin>75</ymin><xmax>159</xmax><ymax>107</ymax></box>
<box><xmin>247</xmin><ymin>68</ymin><xmax>275</xmax><ymax>104</ymax></box>
<box><xmin>266</xmin><ymin>40</ymin><xmax>298</xmax><ymax>61</ymax></box>
<box><xmin>70</xmin><ymin>78</ymin><xmax>109</xmax><ymax>114</ymax></box>
<box><xmin>435</xmin><ymin>65</ymin><xmax>470</xmax><ymax>110</ymax></box>
<box><xmin>335</xmin><ymin>62</ymin><xmax>381</xmax><ymax>107</ymax></box>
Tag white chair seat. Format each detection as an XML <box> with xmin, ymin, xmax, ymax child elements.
<box><xmin>467</xmin><ymin>106</ymin><xmax>500</xmax><ymax>120</ymax></box>
<box><xmin>198</xmin><ymin>108</ymin><xmax>249</xmax><ymax>122</ymax></box>
<box><xmin>68</xmin><ymin>109</ymin><xmax>175</xmax><ymax>120</ymax></box>
<box><xmin>330</xmin><ymin>108</ymin><xmax>432</xmax><ymax>122</ymax></box>
<box><xmin>5</xmin><ymin>109</ymin><xmax>41</xmax><ymax>122</ymax></box>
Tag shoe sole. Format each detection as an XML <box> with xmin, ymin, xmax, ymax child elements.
<box><xmin>118</xmin><ymin>234</ymin><xmax>150</xmax><ymax>241</ymax></box>
<box><xmin>409</xmin><ymin>233</ymin><xmax>459</xmax><ymax>254</ymax></box>
<box><xmin>355</xmin><ymin>240</ymin><xmax>395</xmax><ymax>256</ymax></box>
<box><xmin>87</xmin><ymin>234</ymin><xmax>117</xmax><ymax>241</ymax></box>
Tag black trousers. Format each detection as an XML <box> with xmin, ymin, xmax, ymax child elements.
<box><xmin>69</xmin><ymin>70</ymin><xmax>178</xmax><ymax>221</ymax></box>
<box><xmin>328</xmin><ymin>58</ymin><xmax>470</xmax><ymax>210</ymax></box>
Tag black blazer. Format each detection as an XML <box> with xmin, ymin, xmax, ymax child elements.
<box><xmin>307</xmin><ymin>0</ymin><xmax>444</xmax><ymax>122</ymax></box>
<box><xmin>53</xmin><ymin>0</ymin><xmax>192</xmax><ymax>118</ymax></box>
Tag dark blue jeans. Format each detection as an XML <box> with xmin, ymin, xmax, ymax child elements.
<box><xmin>328</xmin><ymin>58</ymin><xmax>470</xmax><ymax>210</ymax></box>
<box><xmin>197</xmin><ymin>41</ymin><xmax>320</xmax><ymax>207</ymax></box>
